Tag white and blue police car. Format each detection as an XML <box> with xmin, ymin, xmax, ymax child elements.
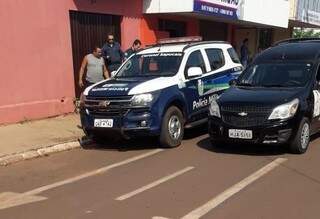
<box><xmin>80</xmin><ymin>37</ymin><xmax>243</xmax><ymax>147</ymax></box>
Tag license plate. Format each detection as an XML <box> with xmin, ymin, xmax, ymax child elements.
<box><xmin>228</xmin><ymin>129</ymin><xmax>253</xmax><ymax>139</ymax></box>
<box><xmin>94</xmin><ymin>119</ymin><xmax>113</xmax><ymax>128</ymax></box>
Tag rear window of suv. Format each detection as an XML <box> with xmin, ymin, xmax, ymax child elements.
<box><xmin>227</xmin><ymin>48</ymin><xmax>241</xmax><ymax>64</ymax></box>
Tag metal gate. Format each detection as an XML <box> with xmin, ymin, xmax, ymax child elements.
<box><xmin>69</xmin><ymin>11</ymin><xmax>121</xmax><ymax>97</ymax></box>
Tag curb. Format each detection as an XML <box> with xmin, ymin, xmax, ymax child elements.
<box><xmin>0</xmin><ymin>139</ymin><xmax>92</xmax><ymax>167</ymax></box>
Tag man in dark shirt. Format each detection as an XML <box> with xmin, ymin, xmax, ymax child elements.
<box><xmin>124</xmin><ymin>39</ymin><xmax>142</xmax><ymax>60</ymax></box>
<box><xmin>102</xmin><ymin>34</ymin><xmax>124</xmax><ymax>75</ymax></box>
<box><xmin>240</xmin><ymin>38</ymin><xmax>249</xmax><ymax>68</ymax></box>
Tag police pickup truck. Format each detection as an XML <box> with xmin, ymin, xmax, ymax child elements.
<box><xmin>80</xmin><ymin>37</ymin><xmax>242</xmax><ymax>147</ymax></box>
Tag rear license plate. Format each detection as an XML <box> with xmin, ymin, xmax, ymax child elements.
<box><xmin>94</xmin><ymin>119</ymin><xmax>113</xmax><ymax>128</ymax></box>
<box><xmin>228</xmin><ymin>129</ymin><xmax>253</xmax><ymax>139</ymax></box>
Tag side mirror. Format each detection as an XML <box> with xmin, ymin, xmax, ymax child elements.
<box><xmin>229</xmin><ymin>79</ymin><xmax>237</xmax><ymax>86</ymax></box>
<box><xmin>187</xmin><ymin>67</ymin><xmax>203</xmax><ymax>78</ymax></box>
<box><xmin>111</xmin><ymin>71</ymin><xmax>117</xmax><ymax>77</ymax></box>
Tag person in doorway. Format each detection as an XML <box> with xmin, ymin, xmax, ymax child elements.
<box><xmin>124</xmin><ymin>39</ymin><xmax>142</xmax><ymax>60</ymax></box>
<box><xmin>254</xmin><ymin>47</ymin><xmax>263</xmax><ymax>60</ymax></box>
<box><xmin>78</xmin><ymin>46</ymin><xmax>109</xmax><ymax>89</ymax></box>
<box><xmin>240</xmin><ymin>38</ymin><xmax>250</xmax><ymax>68</ymax></box>
<box><xmin>102</xmin><ymin>34</ymin><xmax>124</xmax><ymax>75</ymax></box>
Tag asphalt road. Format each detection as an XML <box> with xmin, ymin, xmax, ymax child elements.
<box><xmin>1</xmin><ymin>127</ymin><xmax>320</xmax><ymax>219</ymax></box>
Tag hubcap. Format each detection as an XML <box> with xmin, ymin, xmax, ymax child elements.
<box><xmin>301</xmin><ymin>123</ymin><xmax>310</xmax><ymax>149</ymax></box>
<box><xmin>168</xmin><ymin>115</ymin><xmax>181</xmax><ymax>140</ymax></box>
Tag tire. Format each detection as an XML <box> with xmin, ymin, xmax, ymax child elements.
<box><xmin>160</xmin><ymin>106</ymin><xmax>184</xmax><ymax>148</ymax></box>
<box><xmin>289</xmin><ymin>117</ymin><xmax>310</xmax><ymax>154</ymax></box>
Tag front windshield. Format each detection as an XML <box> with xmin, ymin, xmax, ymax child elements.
<box><xmin>115</xmin><ymin>52</ymin><xmax>183</xmax><ymax>78</ymax></box>
<box><xmin>237</xmin><ymin>63</ymin><xmax>313</xmax><ymax>87</ymax></box>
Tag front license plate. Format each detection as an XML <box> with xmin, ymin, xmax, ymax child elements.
<box><xmin>94</xmin><ymin>119</ymin><xmax>113</xmax><ymax>128</ymax></box>
<box><xmin>228</xmin><ymin>129</ymin><xmax>253</xmax><ymax>139</ymax></box>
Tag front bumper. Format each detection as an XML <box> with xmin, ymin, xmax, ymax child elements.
<box><xmin>80</xmin><ymin>107</ymin><xmax>160</xmax><ymax>139</ymax></box>
<box><xmin>208</xmin><ymin>116</ymin><xmax>300</xmax><ymax>144</ymax></box>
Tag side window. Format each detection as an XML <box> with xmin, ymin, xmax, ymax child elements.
<box><xmin>184</xmin><ymin>50</ymin><xmax>206</xmax><ymax>76</ymax></box>
<box><xmin>227</xmin><ymin>48</ymin><xmax>241</xmax><ymax>64</ymax></box>
<box><xmin>205</xmin><ymin>49</ymin><xmax>225</xmax><ymax>71</ymax></box>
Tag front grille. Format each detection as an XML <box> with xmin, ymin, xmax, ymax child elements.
<box><xmin>84</xmin><ymin>96</ymin><xmax>133</xmax><ymax>117</ymax></box>
<box><xmin>221</xmin><ymin>104</ymin><xmax>273</xmax><ymax>127</ymax></box>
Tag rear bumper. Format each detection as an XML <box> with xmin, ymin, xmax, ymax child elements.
<box><xmin>208</xmin><ymin>116</ymin><xmax>300</xmax><ymax>144</ymax></box>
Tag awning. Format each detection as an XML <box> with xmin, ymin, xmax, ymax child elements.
<box><xmin>144</xmin><ymin>0</ymin><xmax>290</xmax><ymax>28</ymax></box>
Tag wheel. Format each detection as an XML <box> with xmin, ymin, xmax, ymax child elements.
<box><xmin>160</xmin><ymin>106</ymin><xmax>184</xmax><ymax>148</ymax></box>
<box><xmin>289</xmin><ymin>118</ymin><xmax>310</xmax><ymax>154</ymax></box>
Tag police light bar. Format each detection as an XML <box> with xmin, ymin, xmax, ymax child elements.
<box><xmin>157</xmin><ymin>36</ymin><xmax>203</xmax><ymax>44</ymax></box>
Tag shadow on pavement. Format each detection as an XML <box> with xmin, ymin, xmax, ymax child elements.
<box><xmin>311</xmin><ymin>132</ymin><xmax>320</xmax><ymax>142</ymax></box>
<box><xmin>197</xmin><ymin>137</ymin><xmax>288</xmax><ymax>156</ymax></box>
<box><xmin>80</xmin><ymin>124</ymin><xmax>209</xmax><ymax>152</ymax></box>
<box><xmin>184</xmin><ymin>124</ymin><xmax>208</xmax><ymax>140</ymax></box>
<box><xmin>81</xmin><ymin>135</ymin><xmax>161</xmax><ymax>152</ymax></box>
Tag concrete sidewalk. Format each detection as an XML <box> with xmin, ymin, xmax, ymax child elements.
<box><xmin>0</xmin><ymin>113</ymin><xmax>84</xmax><ymax>159</ymax></box>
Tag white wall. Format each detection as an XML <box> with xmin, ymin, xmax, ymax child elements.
<box><xmin>143</xmin><ymin>0</ymin><xmax>193</xmax><ymax>13</ymax></box>
<box><xmin>242</xmin><ymin>0</ymin><xmax>289</xmax><ymax>28</ymax></box>
<box><xmin>144</xmin><ymin>0</ymin><xmax>290</xmax><ymax>28</ymax></box>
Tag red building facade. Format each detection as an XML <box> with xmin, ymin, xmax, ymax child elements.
<box><xmin>0</xmin><ymin>0</ymin><xmax>291</xmax><ymax>124</ymax></box>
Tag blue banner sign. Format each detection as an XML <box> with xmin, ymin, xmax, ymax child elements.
<box><xmin>194</xmin><ymin>0</ymin><xmax>241</xmax><ymax>20</ymax></box>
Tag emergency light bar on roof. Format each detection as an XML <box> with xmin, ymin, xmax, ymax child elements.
<box><xmin>157</xmin><ymin>36</ymin><xmax>203</xmax><ymax>45</ymax></box>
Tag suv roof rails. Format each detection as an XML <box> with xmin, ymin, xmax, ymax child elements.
<box><xmin>182</xmin><ymin>41</ymin><xmax>229</xmax><ymax>51</ymax></box>
<box><xmin>275</xmin><ymin>38</ymin><xmax>320</xmax><ymax>46</ymax></box>
<box><xmin>145</xmin><ymin>36</ymin><xmax>229</xmax><ymax>51</ymax></box>
<box><xmin>145</xmin><ymin>36</ymin><xmax>203</xmax><ymax>49</ymax></box>
<box><xmin>183</xmin><ymin>41</ymin><xmax>229</xmax><ymax>51</ymax></box>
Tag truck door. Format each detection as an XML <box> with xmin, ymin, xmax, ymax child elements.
<box><xmin>201</xmin><ymin>48</ymin><xmax>231</xmax><ymax>97</ymax></box>
<box><xmin>183</xmin><ymin>50</ymin><xmax>208</xmax><ymax>122</ymax></box>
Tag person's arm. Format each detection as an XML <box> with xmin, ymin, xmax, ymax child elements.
<box><xmin>78</xmin><ymin>56</ymin><xmax>88</xmax><ymax>88</ymax></box>
<box><xmin>118</xmin><ymin>43</ymin><xmax>124</xmax><ymax>62</ymax></box>
<box><xmin>103</xmin><ymin>64</ymin><xmax>109</xmax><ymax>79</ymax></box>
<box><xmin>102</xmin><ymin>44</ymin><xmax>109</xmax><ymax>60</ymax></box>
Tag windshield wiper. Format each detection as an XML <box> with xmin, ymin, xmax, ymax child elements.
<box><xmin>261</xmin><ymin>84</ymin><xmax>286</xmax><ymax>87</ymax></box>
<box><xmin>237</xmin><ymin>82</ymin><xmax>253</xmax><ymax>87</ymax></box>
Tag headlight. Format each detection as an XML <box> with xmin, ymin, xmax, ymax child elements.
<box><xmin>209</xmin><ymin>100</ymin><xmax>221</xmax><ymax>118</ymax></box>
<box><xmin>268</xmin><ymin>98</ymin><xmax>299</xmax><ymax>120</ymax></box>
<box><xmin>131</xmin><ymin>93</ymin><xmax>154</xmax><ymax>106</ymax></box>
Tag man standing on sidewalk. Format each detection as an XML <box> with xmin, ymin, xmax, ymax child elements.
<box><xmin>78</xmin><ymin>46</ymin><xmax>109</xmax><ymax>89</ymax></box>
<box><xmin>102</xmin><ymin>34</ymin><xmax>124</xmax><ymax>75</ymax></box>
<box><xmin>124</xmin><ymin>39</ymin><xmax>142</xmax><ymax>60</ymax></box>
<box><xmin>240</xmin><ymin>38</ymin><xmax>250</xmax><ymax>68</ymax></box>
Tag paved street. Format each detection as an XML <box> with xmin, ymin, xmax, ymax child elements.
<box><xmin>1</xmin><ymin>128</ymin><xmax>320</xmax><ymax>219</ymax></box>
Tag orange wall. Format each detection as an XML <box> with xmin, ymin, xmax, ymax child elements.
<box><xmin>0</xmin><ymin>0</ymin><xmax>143</xmax><ymax>124</ymax></box>
<box><xmin>141</xmin><ymin>15</ymin><xmax>200</xmax><ymax>45</ymax></box>
<box><xmin>0</xmin><ymin>0</ymin><xmax>200</xmax><ymax>124</ymax></box>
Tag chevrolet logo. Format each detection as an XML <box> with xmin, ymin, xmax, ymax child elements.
<box><xmin>98</xmin><ymin>100</ymin><xmax>111</xmax><ymax>107</ymax></box>
<box><xmin>238</xmin><ymin>112</ymin><xmax>248</xmax><ymax>117</ymax></box>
